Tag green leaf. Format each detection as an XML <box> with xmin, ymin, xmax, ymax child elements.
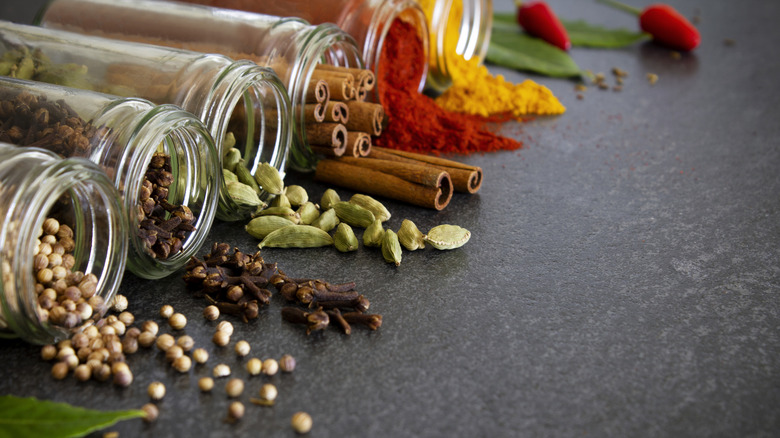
<box><xmin>561</xmin><ymin>19</ymin><xmax>649</xmax><ymax>48</ymax></box>
<box><xmin>487</xmin><ymin>28</ymin><xmax>582</xmax><ymax>78</ymax></box>
<box><xmin>492</xmin><ymin>12</ymin><xmax>648</xmax><ymax>49</ymax></box>
<box><xmin>0</xmin><ymin>395</ymin><xmax>144</xmax><ymax>438</ymax></box>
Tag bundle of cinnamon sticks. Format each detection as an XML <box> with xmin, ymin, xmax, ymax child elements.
<box><xmin>305</xmin><ymin>64</ymin><xmax>384</xmax><ymax>159</ymax></box>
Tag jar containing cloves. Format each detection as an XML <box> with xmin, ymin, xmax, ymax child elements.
<box><xmin>0</xmin><ymin>20</ymin><xmax>291</xmax><ymax>220</ymax></box>
<box><xmin>0</xmin><ymin>143</ymin><xmax>127</xmax><ymax>344</ymax></box>
<box><xmin>0</xmin><ymin>77</ymin><xmax>219</xmax><ymax>279</ymax></box>
<box><xmin>37</xmin><ymin>0</ymin><xmax>363</xmax><ymax>171</ymax></box>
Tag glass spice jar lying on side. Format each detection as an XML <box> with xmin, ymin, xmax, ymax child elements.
<box><xmin>0</xmin><ymin>21</ymin><xmax>291</xmax><ymax>220</ymax></box>
<box><xmin>0</xmin><ymin>77</ymin><xmax>220</xmax><ymax>280</ymax></box>
<box><xmin>0</xmin><ymin>143</ymin><xmax>127</xmax><ymax>344</ymax></box>
<box><xmin>37</xmin><ymin>0</ymin><xmax>363</xmax><ymax>171</ymax></box>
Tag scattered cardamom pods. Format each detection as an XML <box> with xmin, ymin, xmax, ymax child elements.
<box><xmin>310</xmin><ymin>208</ymin><xmax>339</xmax><ymax>232</ymax></box>
<box><xmin>320</xmin><ymin>189</ymin><xmax>340</xmax><ymax>210</ymax></box>
<box><xmin>255</xmin><ymin>206</ymin><xmax>301</xmax><ymax>224</ymax></box>
<box><xmin>270</xmin><ymin>193</ymin><xmax>291</xmax><ymax>209</ymax></box>
<box><xmin>297</xmin><ymin>202</ymin><xmax>320</xmax><ymax>225</ymax></box>
<box><xmin>333</xmin><ymin>201</ymin><xmax>375</xmax><ymax>228</ymax></box>
<box><xmin>254</xmin><ymin>162</ymin><xmax>284</xmax><ymax>195</ymax></box>
<box><xmin>284</xmin><ymin>185</ymin><xmax>309</xmax><ymax>207</ymax></box>
<box><xmin>223</xmin><ymin>148</ymin><xmax>241</xmax><ymax>173</ymax></box>
<box><xmin>363</xmin><ymin>218</ymin><xmax>384</xmax><ymax>248</ymax></box>
<box><xmin>223</xmin><ymin>131</ymin><xmax>237</xmax><ymax>149</ymax></box>
<box><xmin>223</xmin><ymin>168</ymin><xmax>238</xmax><ymax>184</ymax></box>
<box><xmin>397</xmin><ymin>219</ymin><xmax>425</xmax><ymax>251</ymax></box>
<box><xmin>349</xmin><ymin>194</ymin><xmax>391</xmax><ymax>222</ymax></box>
<box><xmin>381</xmin><ymin>230</ymin><xmax>402</xmax><ymax>266</ymax></box>
<box><xmin>245</xmin><ymin>215</ymin><xmax>295</xmax><ymax>239</ymax></box>
<box><xmin>235</xmin><ymin>159</ymin><xmax>261</xmax><ymax>194</ymax></box>
<box><xmin>424</xmin><ymin>224</ymin><xmax>471</xmax><ymax>250</ymax></box>
<box><xmin>227</xmin><ymin>181</ymin><xmax>263</xmax><ymax>208</ymax></box>
<box><xmin>334</xmin><ymin>223</ymin><xmax>359</xmax><ymax>252</ymax></box>
<box><xmin>258</xmin><ymin>225</ymin><xmax>334</xmax><ymax>249</ymax></box>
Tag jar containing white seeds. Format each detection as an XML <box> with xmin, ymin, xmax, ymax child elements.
<box><xmin>0</xmin><ymin>143</ymin><xmax>127</xmax><ymax>344</ymax></box>
<box><xmin>0</xmin><ymin>21</ymin><xmax>291</xmax><ymax>220</ymax></box>
<box><xmin>0</xmin><ymin>77</ymin><xmax>219</xmax><ymax>279</ymax></box>
<box><xmin>38</xmin><ymin>0</ymin><xmax>363</xmax><ymax>171</ymax></box>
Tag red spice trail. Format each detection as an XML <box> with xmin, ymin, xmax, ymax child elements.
<box><xmin>375</xmin><ymin>20</ymin><xmax>522</xmax><ymax>155</ymax></box>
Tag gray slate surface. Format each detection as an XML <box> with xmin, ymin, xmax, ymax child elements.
<box><xmin>1</xmin><ymin>0</ymin><xmax>778</xmax><ymax>436</ymax></box>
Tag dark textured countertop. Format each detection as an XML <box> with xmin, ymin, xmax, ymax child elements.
<box><xmin>2</xmin><ymin>0</ymin><xmax>779</xmax><ymax>436</ymax></box>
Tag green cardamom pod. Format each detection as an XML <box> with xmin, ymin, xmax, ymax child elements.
<box><xmin>333</xmin><ymin>201</ymin><xmax>375</xmax><ymax>228</ymax></box>
<box><xmin>320</xmin><ymin>188</ymin><xmax>340</xmax><ymax>210</ymax></box>
<box><xmin>254</xmin><ymin>162</ymin><xmax>284</xmax><ymax>195</ymax></box>
<box><xmin>334</xmin><ymin>223</ymin><xmax>359</xmax><ymax>252</ymax></box>
<box><xmin>270</xmin><ymin>193</ymin><xmax>291</xmax><ymax>209</ymax></box>
<box><xmin>0</xmin><ymin>61</ymin><xmax>14</xmax><ymax>76</ymax></box>
<box><xmin>310</xmin><ymin>208</ymin><xmax>339</xmax><ymax>232</ymax></box>
<box><xmin>223</xmin><ymin>131</ymin><xmax>237</xmax><ymax>149</ymax></box>
<box><xmin>227</xmin><ymin>181</ymin><xmax>263</xmax><ymax>208</ymax></box>
<box><xmin>363</xmin><ymin>218</ymin><xmax>384</xmax><ymax>248</ymax></box>
<box><xmin>397</xmin><ymin>219</ymin><xmax>425</xmax><ymax>251</ymax></box>
<box><xmin>284</xmin><ymin>185</ymin><xmax>309</xmax><ymax>207</ymax></box>
<box><xmin>349</xmin><ymin>194</ymin><xmax>391</xmax><ymax>222</ymax></box>
<box><xmin>381</xmin><ymin>229</ymin><xmax>402</xmax><ymax>266</ymax></box>
<box><xmin>424</xmin><ymin>224</ymin><xmax>471</xmax><ymax>250</ymax></box>
<box><xmin>223</xmin><ymin>168</ymin><xmax>238</xmax><ymax>184</ymax></box>
<box><xmin>297</xmin><ymin>202</ymin><xmax>320</xmax><ymax>225</ymax></box>
<box><xmin>223</xmin><ymin>148</ymin><xmax>241</xmax><ymax>173</ymax></box>
<box><xmin>259</xmin><ymin>225</ymin><xmax>333</xmax><ymax>249</ymax></box>
<box><xmin>235</xmin><ymin>159</ymin><xmax>261</xmax><ymax>194</ymax></box>
<box><xmin>245</xmin><ymin>215</ymin><xmax>294</xmax><ymax>239</ymax></box>
<box><xmin>14</xmin><ymin>55</ymin><xmax>35</xmax><ymax>80</ymax></box>
<box><xmin>256</xmin><ymin>206</ymin><xmax>301</xmax><ymax>224</ymax></box>
<box><xmin>37</xmin><ymin>63</ymin><xmax>90</xmax><ymax>89</ymax></box>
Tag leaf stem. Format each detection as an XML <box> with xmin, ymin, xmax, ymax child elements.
<box><xmin>596</xmin><ymin>0</ymin><xmax>642</xmax><ymax>16</ymax></box>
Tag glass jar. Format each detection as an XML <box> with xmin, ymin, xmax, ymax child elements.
<box><xmin>0</xmin><ymin>20</ymin><xmax>291</xmax><ymax>219</ymax></box>
<box><xmin>416</xmin><ymin>0</ymin><xmax>493</xmax><ymax>92</ymax></box>
<box><xmin>37</xmin><ymin>0</ymin><xmax>363</xmax><ymax>171</ymax></box>
<box><xmin>176</xmin><ymin>0</ymin><xmax>430</xmax><ymax>96</ymax></box>
<box><xmin>0</xmin><ymin>77</ymin><xmax>220</xmax><ymax>280</ymax></box>
<box><xmin>0</xmin><ymin>143</ymin><xmax>127</xmax><ymax>344</ymax></box>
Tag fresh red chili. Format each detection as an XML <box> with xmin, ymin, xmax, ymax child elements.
<box><xmin>516</xmin><ymin>1</ymin><xmax>571</xmax><ymax>51</ymax></box>
<box><xmin>599</xmin><ymin>0</ymin><xmax>700</xmax><ymax>51</ymax></box>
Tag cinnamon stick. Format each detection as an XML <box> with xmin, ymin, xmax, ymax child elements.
<box><xmin>346</xmin><ymin>132</ymin><xmax>371</xmax><ymax>157</ymax></box>
<box><xmin>304</xmin><ymin>103</ymin><xmax>326</xmax><ymax>123</ymax></box>
<box><xmin>311</xmin><ymin>69</ymin><xmax>355</xmax><ymax>101</ymax></box>
<box><xmin>331</xmin><ymin>156</ymin><xmax>446</xmax><ymax>189</ymax></box>
<box><xmin>317</xmin><ymin>65</ymin><xmax>375</xmax><ymax>101</ymax></box>
<box><xmin>314</xmin><ymin>159</ymin><xmax>452</xmax><ymax>210</ymax></box>
<box><xmin>322</xmin><ymin>101</ymin><xmax>349</xmax><ymax>124</ymax></box>
<box><xmin>345</xmin><ymin>101</ymin><xmax>384</xmax><ymax>136</ymax></box>
<box><xmin>310</xmin><ymin>145</ymin><xmax>345</xmax><ymax>158</ymax></box>
<box><xmin>307</xmin><ymin>123</ymin><xmax>348</xmax><ymax>156</ymax></box>
<box><xmin>368</xmin><ymin>147</ymin><xmax>483</xmax><ymax>194</ymax></box>
<box><xmin>305</xmin><ymin>79</ymin><xmax>330</xmax><ymax>104</ymax></box>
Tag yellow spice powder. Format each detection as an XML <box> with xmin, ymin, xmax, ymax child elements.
<box><xmin>417</xmin><ymin>0</ymin><xmax>566</xmax><ymax>117</ymax></box>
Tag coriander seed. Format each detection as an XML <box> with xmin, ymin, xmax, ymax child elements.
<box><xmin>160</xmin><ymin>304</ymin><xmax>174</xmax><ymax>319</ymax></box>
<box><xmin>172</xmin><ymin>355</ymin><xmax>192</xmax><ymax>373</ymax></box>
<box><xmin>234</xmin><ymin>340</ymin><xmax>250</xmax><ymax>357</ymax></box>
<box><xmin>156</xmin><ymin>333</ymin><xmax>175</xmax><ymax>351</ymax></box>
<box><xmin>258</xmin><ymin>383</ymin><xmax>277</xmax><ymax>404</ymax></box>
<box><xmin>279</xmin><ymin>354</ymin><xmax>296</xmax><ymax>373</ymax></box>
<box><xmin>41</xmin><ymin>344</ymin><xmax>57</xmax><ymax>361</ymax></box>
<box><xmin>42</xmin><ymin>218</ymin><xmax>60</xmax><ymax>235</ymax></box>
<box><xmin>212</xmin><ymin>330</ymin><xmax>230</xmax><ymax>347</ymax></box>
<box><xmin>126</xmin><ymin>327</ymin><xmax>141</xmax><ymax>339</ymax></box>
<box><xmin>110</xmin><ymin>294</ymin><xmax>128</xmax><ymax>312</ymax></box>
<box><xmin>213</xmin><ymin>363</ymin><xmax>231</xmax><ymax>378</ymax></box>
<box><xmin>177</xmin><ymin>335</ymin><xmax>195</xmax><ymax>351</ymax></box>
<box><xmin>216</xmin><ymin>320</ymin><xmax>233</xmax><ymax>336</ymax></box>
<box><xmin>262</xmin><ymin>358</ymin><xmax>279</xmax><ymax>376</ymax></box>
<box><xmin>63</xmin><ymin>354</ymin><xmax>79</xmax><ymax>370</ymax></box>
<box><xmin>168</xmin><ymin>312</ymin><xmax>187</xmax><ymax>330</ymax></box>
<box><xmin>165</xmin><ymin>345</ymin><xmax>184</xmax><ymax>363</ymax></box>
<box><xmin>227</xmin><ymin>401</ymin><xmax>245</xmax><ymax>422</ymax></box>
<box><xmin>56</xmin><ymin>346</ymin><xmax>76</xmax><ymax>361</ymax></box>
<box><xmin>118</xmin><ymin>311</ymin><xmax>135</xmax><ymax>326</ymax></box>
<box><xmin>203</xmin><ymin>305</ymin><xmax>219</xmax><ymax>321</ymax></box>
<box><xmin>142</xmin><ymin>403</ymin><xmax>159</xmax><ymax>423</ymax></box>
<box><xmin>148</xmin><ymin>382</ymin><xmax>166</xmax><ymax>400</ymax></box>
<box><xmin>198</xmin><ymin>377</ymin><xmax>214</xmax><ymax>392</ymax></box>
<box><xmin>51</xmin><ymin>361</ymin><xmax>69</xmax><ymax>380</ymax></box>
<box><xmin>113</xmin><ymin>368</ymin><xmax>133</xmax><ymax>387</ymax></box>
<box><xmin>142</xmin><ymin>320</ymin><xmax>159</xmax><ymax>335</ymax></box>
<box><xmin>192</xmin><ymin>348</ymin><xmax>209</xmax><ymax>364</ymax></box>
<box><xmin>291</xmin><ymin>412</ymin><xmax>312</xmax><ymax>434</ymax></box>
<box><xmin>94</xmin><ymin>364</ymin><xmax>111</xmax><ymax>381</ymax></box>
<box><xmin>246</xmin><ymin>358</ymin><xmax>262</xmax><ymax>376</ymax></box>
<box><xmin>122</xmin><ymin>336</ymin><xmax>139</xmax><ymax>354</ymax></box>
<box><xmin>225</xmin><ymin>378</ymin><xmax>244</xmax><ymax>398</ymax></box>
<box><xmin>138</xmin><ymin>331</ymin><xmax>156</xmax><ymax>348</ymax></box>
<box><xmin>74</xmin><ymin>364</ymin><xmax>91</xmax><ymax>382</ymax></box>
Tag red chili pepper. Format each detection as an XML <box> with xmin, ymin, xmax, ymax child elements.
<box><xmin>598</xmin><ymin>0</ymin><xmax>700</xmax><ymax>51</ymax></box>
<box><xmin>516</xmin><ymin>1</ymin><xmax>571</xmax><ymax>51</ymax></box>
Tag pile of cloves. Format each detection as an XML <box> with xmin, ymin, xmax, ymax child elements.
<box><xmin>183</xmin><ymin>242</ymin><xmax>278</xmax><ymax>322</ymax></box>
<box><xmin>137</xmin><ymin>152</ymin><xmax>196</xmax><ymax>260</ymax></box>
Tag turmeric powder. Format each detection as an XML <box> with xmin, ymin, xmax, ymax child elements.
<box><xmin>416</xmin><ymin>0</ymin><xmax>566</xmax><ymax>117</ymax></box>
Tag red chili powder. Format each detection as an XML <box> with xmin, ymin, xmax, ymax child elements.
<box><xmin>375</xmin><ymin>19</ymin><xmax>522</xmax><ymax>155</ymax></box>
